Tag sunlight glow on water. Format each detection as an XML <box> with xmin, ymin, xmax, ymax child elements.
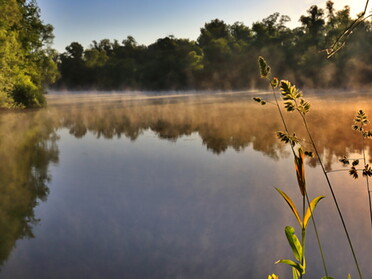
<box><xmin>0</xmin><ymin>93</ymin><xmax>371</xmax><ymax>279</ymax></box>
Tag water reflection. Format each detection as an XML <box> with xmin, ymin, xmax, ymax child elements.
<box><xmin>0</xmin><ymin>92</ymin><xmax>371</xmax><ymax>278</ymax></box>
<box><xmin>0</xmin><ymin>111</ymin><xmax>58</xmax><ymax>265</ymax></box>
<box><xmin>53</xmin><ymin>93</ymin><xmax>372</xmax><ymax>164</ymax></box>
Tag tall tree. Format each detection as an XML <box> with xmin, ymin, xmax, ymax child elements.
<box><xmin>59</xmin><ymin>42</ymin><xmax>87</xmax><ymax>88</ymax></box>
<box><xmin>141</xmin><ymin>36</ymin><xmax>203</xmax><ymax>89</ymax></box>
<box><xmin>300</xmin><ymin>5</ymin><xmax>325</xmax><ymax>47</ymax></box>
<box><xmin>54</xmin><ymin>1</ymin><xmax>372</xmax><ymax>91</ymax></box>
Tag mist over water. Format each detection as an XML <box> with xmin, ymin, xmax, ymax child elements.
<box><xmin>0</xmin><ymin>91</ymin><xmax>371</xmax><ymax>279</ymax></box>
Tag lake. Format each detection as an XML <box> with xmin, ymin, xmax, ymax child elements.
<box><xmin>0</xmin><ymin>91</ymin><xmax>371</xmax><ymax>279</ymax></box>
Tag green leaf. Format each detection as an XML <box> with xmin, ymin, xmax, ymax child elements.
<box><xmin>339</xmin><ymin>156</ymin><xmax>349</xmax><ymax>165</ymax></box>
<box><xmin>298</xmin><ymin>98</ymin><xmax>311</xmax><ymax>114</ymax></box>
<box><xmin>285</xmin><ymin>226</ymin><xmax>303</xmax><ymax>262</ymax></box>
<box><xmin>363</xmin><ymin>164</ymin><xmax>372</xmax><ymax>177</ymax></box>
<box><xmin>354</xmin><ymin>110</ymin><xmax>369</xmax><ymax>126</ymax></box>
<box><xmin>304</xmin><ymin>151</ymin><xmax>314</xmax><ymax>158</ymax></box>
<box><xmin>275</xmin><ymin>188</ymin><xmax>302</xmax><ymax>227</ymax></box>
<box><xmin>280</xmin><ymin>80</ymin><xmax>302</xmax><ymax>101</ymax></box>
<box><xmin>284</xmin><ymin>101</ymin><xmax>296</xmax><ymax>112</ymax></box>
<box><xmin>321</xmin><ymin>277</ymin><xmax>335</xmax><ymax>279</ymax></box>
<box><xmin>292</xmin><ymin>267</ymin><xmax>299</xmax><ymax>279</ymax></box>
<box><xmin>275</xmin><ymin>259</ymin><xmax>304</xmax><ymax>275</ymax></box>
<box><xmin>276</xmin><ymin>131</ymin><xmax>299</xmax><ymax>147</ymax></box>
<box><xmin>363</xmin><ymin>130</ymin><xmax>372</xmax><ymax>138</ymax></box>
<box><xmin>349</xmin><ymin>166</ymin><xmax>358</xmax><ymax>179</ymax></box>
<box><xmin>303</xmin><ymin>196</ymin><xmax>325</xmax><ymax>228</ymax></box>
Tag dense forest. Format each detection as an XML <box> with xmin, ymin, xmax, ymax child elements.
<box><xmin>0</xmin><ymin>0</ymin><xmax>58</xmax><ymax>108</ymax></box>
<box><xmin>56</xmin><ymin>1</ymin><xmax>372</xmax><ymax>91</ymax></box>
<box><xmin>1</xmin><ymin>1</ymin><xmax>372</xmax><ymax>108</ymax></box>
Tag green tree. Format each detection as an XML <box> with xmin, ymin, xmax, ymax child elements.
<box><xmin>300</xmin><ymin>5</ymin><xmax>325</xmax><ymax>47</ymax></box>
<box><xmin>105</xmin><ymin>36</ymin><xmax>146</xmax><ymax>89</ymax></box>
<box><xmin>0</xmin><ymin>0</ymin><xmax>57</xmax><ymax>108</ymax></box>
<box><xmin>197</xmin><ymin>19</ymin><xmax>234</xmax><ymax>88</ymax></box>
<box><xmin>59</xmin><ymin>42</ymin><xmax>87</xmax><ymax>88</ymax></box>
<box><xmin>54</xmin><ymin>1</ymin><xmax>372</xmax><ymax>91</ymax></box>
<box><xmin>141</xmin><ymin>36</ymin><xmax>203</xmax><ymax>89</ymax></box>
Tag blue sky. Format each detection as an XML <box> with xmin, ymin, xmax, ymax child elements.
<box><xmin>37</xmin><ymin>0</ymin><xmax>366</xmax><ymax>52</ymax></box>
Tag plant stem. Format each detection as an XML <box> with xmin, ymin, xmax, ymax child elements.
<box><xmin>361</xmin><ymin>134</ymin><xmax>372</xmax><ymax>230</ymax></box>
<box><xmin>301</xmin><ymin>226</ymin><xmax>306</xmax><ymax>279</ymax></box>
<box><xmin>301</xmin><ymin>195</ymin><xmax>306</xmax><ymax>279</ymax></box>
<box><xmin>304</xmin><ymin>193</ymin><xmax>329</xmax><ymax>276</ymax></box>
<box><xmin>270</xmin><ymin>85</ymin><xmax>329</xmax><ymax>278</ymax></box>
<box><xmin>270</xmin><ymin>85</ymin><xmax>290</xmax><ymax>134</ymax></box>
<box><xmin>299</xmin><ymin>113</ymin><xmax>363</xmax><ymax>279</ymax></box>
<box><xmin>327</xmin><ymin>168</ymin><xmax>367</xmax><ymax>174</ymax></box>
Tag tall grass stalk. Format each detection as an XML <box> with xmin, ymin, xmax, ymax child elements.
<box><xmin>272</xmin><ymin>81</ymin><xmax>329</xmax><ymax>278</ymax></box>
<box><xmin>360</xmin><ymin>130</ymin><xmax>372</xmax><ymax>229</ymax></box>
<box><xmin>257</xmin><ymin>57</ymin><xmax>329</xmax><ymax>278</ymax></box>
<box><xmin>297</xmin><ymin>109</ymin><xmax>363</xmax><ymax>279</ymax></box>
<box><xmin>256</xmin><ymin>56</ymin><xmax>363</xmax><ymax>279</ymax></box>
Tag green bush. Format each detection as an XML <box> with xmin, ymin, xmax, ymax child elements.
<box><xmin>12</xmin><ymin>81</ymin><xmax>46</xmax><ymax>108</ymax></box>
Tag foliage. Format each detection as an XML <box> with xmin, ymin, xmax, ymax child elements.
<box><xmin>274</xmin><ymin>187</ymin><xmax>324</xmax><ymax>278</ymax></box>
<box><xmin>0</xmin><ymin>110</ymin><xmax>58</xmax><ymax>265</ymax></box>
<box><xmin>340</xmin><ymin>110</ymin><xmax>372</xmax><ymax>179</ymax></box>
<box><xmin>276</xmin><ymin>131</ymin><xmax>300</xmax><ymax>147</ymax></box>
<box><xmin>339</xmin><ymin>109</ymin><xmax>372</xmax><ymax>228</ymax></box>
<box><xmin>0</xmin><ymin>0</ymin><xmax>57</xmax><ymax>108</ymax></box>
<box><xmin>255</xmin><ymin>57</ymin><xmax>363</xmax><ymax>279</ymax></box>
<box><xmin>255</xmin><ymin>57</ymin><xmax>326</xmax><ymax>279</ymax></box>
<box><xmin>55</xmin><ymin>1</ymin><xmax>372</xmax><ymax>91</ymax></box>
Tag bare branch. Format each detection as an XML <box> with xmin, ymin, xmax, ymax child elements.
<box><xmin>325</xmin><ymin>0</ymin><xmax>370</xmax><ymax>58</ymax></box>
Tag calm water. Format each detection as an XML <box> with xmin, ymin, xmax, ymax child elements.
<box><xmin>0</xmin><ymin>92</ymin><xmax>371</xmax><ymax>279</ymax></box>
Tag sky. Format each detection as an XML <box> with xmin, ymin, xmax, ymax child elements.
<box><xmin>37</xmin><ymin>0</ymin><xmax>368</xmax><ymax>53</ymax></box>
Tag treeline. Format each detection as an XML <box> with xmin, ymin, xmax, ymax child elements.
<box><xmin>0</xmin><ymin>0</ymin><xmax>58</xmax><ymax>108</ymax></box>
<box><xmin>1</xmin><ymin>1</ymin><xmax>371</xmax><ymax>109</ymax></box>
<box><xmin>55</xmin><ymin>1</ymin><xmax>372</xmax><ymax>91</ymax></box>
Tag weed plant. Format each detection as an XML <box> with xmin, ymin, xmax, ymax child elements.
<box><xmin>254</xmin><ymin>57</ymin><xmax>362</xmax><ymax>279</ymax></box>
<box><xmin>336</xmin><ymin>110</ymin><xmax>372</xmax><ymax>229</ymax></box>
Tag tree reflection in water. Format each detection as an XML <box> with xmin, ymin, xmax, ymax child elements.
<box><xmin>1</xmin><ymin>92</ymin><xmax>371</xmax><ymax>269</ymax></box>
<box><xmin>0</xmin><ymin>110</ymin><xmax>59</xmax><ymax>265</ymax></box>
<box><xmin>54</xmin><ymin>93</ymin><xmax>372</xmax><ymax>165</ymax></box>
